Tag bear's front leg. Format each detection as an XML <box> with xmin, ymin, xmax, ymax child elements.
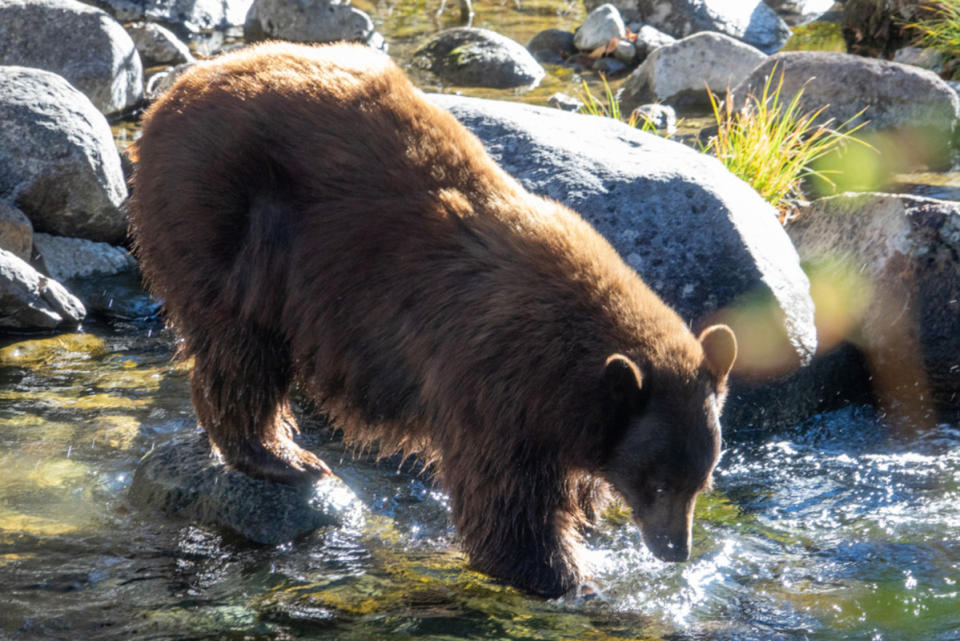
<box><xmin>188</xmin><ymin>325</ymin><xmax>332</xmax><ymax>486</ymax></box>
<box><xmin>445</xmin><ymin>450</ymin><xmax>585</xmax><ymax>597</ymax></box>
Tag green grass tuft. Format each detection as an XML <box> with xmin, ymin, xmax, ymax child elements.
<box><xmin>909</xmin><ymin>1</ymin><xmax>960</xmax><ymax>78</ymax></box>
<box><xmin>702</xmin><ymin>68</ymin><xmax>871</xmax><ymax>223</ymax></box>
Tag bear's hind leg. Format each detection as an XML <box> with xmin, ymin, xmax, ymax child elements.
<box><xmin>188</xmin><ymin>324</ymin><xmax>331</xmax><ymax>485</ymax></box>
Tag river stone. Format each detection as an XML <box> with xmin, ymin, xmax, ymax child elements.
<box><xmin>788</xmin><ymin>193</ymin><xmax>960</xmax><ymax>413</ymax></box>
<box><xmin>0</xmin><ymin>249</ymin><xmax>85</xmax><ymax>331</ymax></box>
<box><xmin>244</xmin><ymin>0</ymin><xmax>374</xmax><ymax>44</ymax></box>
<box><xmin>586</xmin><ymin>0</ymin><xmax>792</xmax><ymax>54</ymax></box>
<box><xmin>526</xmin><ymin>29</ymin><xmax>576</xmax><ymax>64</ymax></box>
<box><xmin>0</xmin><ymin>67</ymin><xmax>128</xmax><ymax>245</ymax></box>
<box><xmin>126</xmin><ymin>22</ymin><xmax>194</xmax><ymax>67</ymax></box>
<box><xmin>734</xmin><ymin>52</ymin><xmax>960</xmax><ymax>170</ymax></box>
<box><xmin>129</xmin><ymin>432</ymin><xmax>364</xmax><ymax>545</ymax></box>
<box><xmin>619</xmin><ymin>32</ymin><xmax>767</xmax><ymax>112</ymax></box>
<box><xmin>32</xmin><ymin>233</ymin><xmax>136</xmax><ymax>282</ymax></box>
<box><xmin>632</xmin><ymin>103</ymin><xmax>677</xmax><ymax>134</ymax></box>
<box><xmin>414</xmin><ymin>28</ymin><xmax>545</xmax><ymax>89</ymax></box>
<box><xmin>0</xmin><ymin>202</ymin><xmax>33</xmax><ymax>263</ymax></box>
<box><xmin>575</xmin><ymin>4</ymin><xmax>626</xmax><ymax>52</ymax></box>
<box><xmin>430</xmin><ymin>94</ymin><xmax>822</xmax><ymax>429</ymax></box>
<box><xmin>80</xmin><ymin>0</ymin><xmax>254</xmax><ymax>32</ymax></box>
<box><xmin>0</xmin><ymin>0</ymin><xmax>143</xmax><ymax>116</ymax></box>
<box><xmin>631</xmin><ymin>23</ymin><xmax>676</xmax><ymax>61</ymax></box>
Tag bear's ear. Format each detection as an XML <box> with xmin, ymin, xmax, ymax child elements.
<box><xmin>699</xmin><ymin>324</ymin><xmax>737</xmax><ymax>383</ymax></box>
<box><xmin>604</xmin><ymin>353</ymin><xmax>643</xmax><ymax>398</ymax></box>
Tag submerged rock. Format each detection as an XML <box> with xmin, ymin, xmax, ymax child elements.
<box><xmin>0</xmin><ymin>67</ymin><xmax>128</xmax><ymax>244</ymax></box>
<box><xmin>414</xmin><ymin>28</ymin><xmax>545</xmax><ymax>89</ymax></box>
<box><xmin>619</xmin><ymin>32</ymin><xmax>767</xmax><ymax>111</ymax></box>
<box><xmin>431</xmin><ymin>94</ymin><xmax>822</xmax><ymax>429</ymax></box>
<box><xmin>0</xmin><ymin>0</ymin><xmax>143</xmax><ymax>116</ymax></box>
<box><xmin>0</xmin><ymin>249</ymin><xmax>85</xmax><ymax>331</ymax></box>
<box><xmin>788</xmin><ymin>193</ymin><xmax>960</xmax><ymax>415</ymax></box>
<box><xmin>587</xmin><ymin>0</ymin><xmax>792</xmax><ymax>54</ymax></box>
<box><xmin>244</xmin><ymin>0</ymin><xmax>375</xmax><ymax>44</ymax></box>
<box><xmin>129</xmin><ymin>432</ymin><xmax>364</xmax><ymax>545</ymax></box>
<box><xmin>734</xmin><ymin>52</ymin><xmax>960</xmax><ymax>170</ymax></box>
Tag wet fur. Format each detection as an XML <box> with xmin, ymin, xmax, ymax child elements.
<box><xmin>130</xmin><ymin>42</ymin><xmax>730</xmax><ymax>597</ymax></box>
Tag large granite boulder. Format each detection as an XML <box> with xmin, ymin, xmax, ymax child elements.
<box><xmin>735</xmin><ymin>52</ymin><xmax>960</xmax><ymax>170</ymax></box>
<box><xmin>0</xmin><ymin>0</ymin><xmax>143</xmax><ymax>116</ymax></box>
<box><xmin>788</xmin><ymin>193</ymin><xmax>960</xmax><ymax>419</ymax></box>
<box><xmin>619</xmin><ymin>31</ymin><xmax>767</xmax><ymax>111</ymax></box>
<box><xmin>0</xmin><ymin>67</ymin><xmax>128</xmax><ymax>245</ymax></box>
<box><xmin>125</xmin><ymin>22</ymin><xmax>194</xmax><ymax>67</ymax></box>
<box><xmin>414</xmin><ymin>28</ymin><xmax>545</xmax><ymax>89</ymax></box>
<box><xmin>430</xmin><ymin>94</ymin><xmax>824</xmax><ymax>430</ymax></box>
<box><xmin>0</xmin><ymin>248</ymin><xmax>85</xmax><ymax>331</ymax></box>
<box><xmin>585</xmin><ymin>0</ymin><xmax>792</xmax><ymax>54</ymax></box>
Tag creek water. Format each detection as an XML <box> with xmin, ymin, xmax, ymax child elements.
<box><xmin>2</xmin><ymin>322</ymin><xmax>959</xmax><ymax>641</ymax></box>
<box><xmin>6</xmin><ymin>1</ymin><xmax>960</xmax><ymax>639</ymax></box>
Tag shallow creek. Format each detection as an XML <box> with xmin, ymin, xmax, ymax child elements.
<box><xmin>2</xmin><ymin>320</ymin><xmax>959</xmax><ymax>641</ymax></box>
<box><xmin>5</xmin><ymin>2</ymin><xmax>959</xmax><ymax>638</ymax></box>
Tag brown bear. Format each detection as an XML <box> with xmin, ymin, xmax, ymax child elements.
<box><xmin>129</xmin><ymin>41</ymin><xmax>737</xmax><ymax>597</ymax></box>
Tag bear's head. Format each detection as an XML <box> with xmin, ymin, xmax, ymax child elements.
<box><xmin>601</xmin><ymin>324</ymin><xmax>737</xmax><ymax>562</ymax></box>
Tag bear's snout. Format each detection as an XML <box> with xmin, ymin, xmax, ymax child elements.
<box><xmin>641</xmin><ymin>527</ymin><xmax>691</xmax><ymax>562</ymax></box>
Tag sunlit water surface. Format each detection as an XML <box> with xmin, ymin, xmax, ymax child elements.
<box><xmin>1</xmin><ymin>324</ymin><xmax>958</xmax><ymax>641</ymax></box>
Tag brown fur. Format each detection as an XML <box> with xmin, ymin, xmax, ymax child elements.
<box><xmin>129</xmin><ymin>42</ymin><xmax>737</xmax><ymax>597</ymax></box>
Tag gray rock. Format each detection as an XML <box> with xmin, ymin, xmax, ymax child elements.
<box><xmin>619</xmin><ymin>32</ymin><xmax>767</xmax><ymax>112</ymax></box>
<box><xmin>0</xmin><ymin>202</ymin><xmax>33</xmax><ymax>263</ymax></box>
<box><xmin>526</xmin><ymin>29</ymin><xmax>576</xmax><ymax>64</ymax></box>
<box><xmin>126</xmin><ymin>22</ymin><xmax>194</xmax><ymax>67</ymax></box>
<box><xmin>429</xmin><ymin>95</ymin><xmax>817</xmax><ymax>424</ymax></box>
<box><xmin>788</xmin><ymin>193</ymin><xmax>960</xmax><ymax>413</ymax></box>
<box><xmin>0</xmin><ymin>67</ymin><xmax>128</xmax><ymax>245</ymax></box>
<box><xmin>80</xmin><ymin>0</ymin><xmax>254</xmax><ymax>32</ymax></box>
<box><xmin>145</xmin><ymin>62</ymin><xmax>195</xmax><ymax>100</ymax></box>
<box><xmin>734</xmin><ymin>52</ymin><xmax>960</xmax><ymax>170</ymax></box>
<box><xmin>414</xmin><ymin>28</ymin><xmax>545</xmax><ymax>89</ymax></box>
<box><xmin>892</xmin><ymin>46</ymin><xmax>945</xmax><ymax>72</ymax></box>
<box><xmin>129</xmin><ymin>432</ymin><xmax>364</xmax><ymax>545</ymax></box>
<box><xmin>588</xmin><ymin>0</ymin><xmax>792</xmax><ymax>54</ymax></box>
<box><xmin>32</xmin><ymin>233</ymin><xmax>136</xmax><ymax>282</ymax></box>
<box><xmin>613</xmin><ymin>39</ymin><xmax>637</xmax><ymax>64</ymax></box>
<box><xmin>631</xmin><ymin>23</ymin><xmax>677</xmax><ymax>61</ymax></box>
<box><xmin>245</xmin><ymin>0</ymin><xmax>374</xmax><ymax>44</ymax></box>
<box><xmin>632</xmin><ymin>103</ymin><xmax>677</xmax><ymax>133</ymax></box>
<box><xmin>0</xmin><ymin>248</ymin><xmax>85</xmax><ymax>331</ymax></box>
<box><xmin>547</xmin><ymin>92</ymin><xmax>583</xmax><ymax>112</ymax></box>
<box><xmin>0</xmin><ymin>0</ymin><xmax>143</xmax><ymax>116</ymax></box>
<box><xmin>575</xmin><ymin>4</ymin><xmax>626</xmax><ymax>52</ymax></box>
